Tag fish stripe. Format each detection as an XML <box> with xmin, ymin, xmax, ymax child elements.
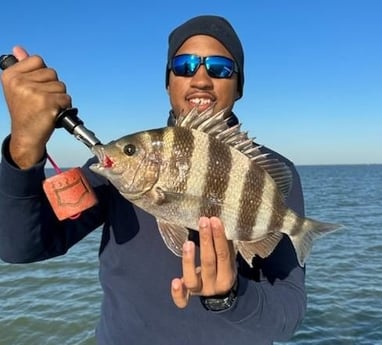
<box><xmin>285</xmin><ymin>211</ymin><xmax>305</xmax><ymax>236</ymax></box>
<box><xmin>168</xmin><ymin>128</ymin><xmax>210</xmax><ymax>228</ymax></box>
<box><xmin>267</xmin><ymin>179</ymin><xmax>287</xmax><ymax>232</ymax></box>
<box><xmin>147</xmin><ymin>128</ymin><xmax>165</xmax><ymax>149</ymax></box>
<box><xmin>168</xmin><ymin>127</ymin><xmax>195</xmax><ymax>194</ymax></box>
<box><xmin>199</xmin><ymin>136</ymin><xmax>232</xmax><ymax>218</ymax></box>
<box><xmin>235</xmin><ymin>163</ymin><xmax>267</xmax><ymax>240</ymax></box>
<box><xmin>215</xmin><ymin>149</ymin><xmax>247</xmax><ymax>239</ymax></box>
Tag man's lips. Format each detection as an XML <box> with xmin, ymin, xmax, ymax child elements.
<box><xmin>187</xmin><ymin>96</ymin><xmax>216</xmax><ymax>112</ymax></box>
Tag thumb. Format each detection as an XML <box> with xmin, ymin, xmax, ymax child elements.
<box><xmin>12</xmin><ymin>45</ymin><xmax>29</xmax><ymax>61</ymax></box>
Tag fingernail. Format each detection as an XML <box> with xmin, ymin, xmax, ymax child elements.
<box><xmin>183</xmin><ymin>240</ymin><xmax>194</xmax><ymax>253</ymax></box>
<box><xmin>199</xmin><ymin>217</ymin><xmax>209</xmax><ymax>230</ymax></box>
<box><xmin>210</xmin><ymin>217</ymin><xmax>221</xmax><ymax>232</ymax></box>
<box><xmin>172</xmin><ymin>279</ymin><xmax>180</xmax><ymax>291</ymax></box>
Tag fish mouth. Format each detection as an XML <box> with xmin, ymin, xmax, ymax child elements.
<box><xmin>89</xmin><ymin>145</ymin><xmax>157</xmax><ymax>198</ymax></box>
<box><xmin>90</xmin><ymin>146</ymin><xmax>119</xmax><ymax>174</ymax></box>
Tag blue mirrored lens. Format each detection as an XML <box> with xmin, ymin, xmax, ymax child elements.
<box><xmin>205</xmin><ymin>56</ymin><xmax>235</xmax><ymax>78</ymax></box>
<box><xmin>172</xmin><ymin>54</ymin><xmax>201</xmax><ymax>76</ymax></box>
<box><xmin>171</xmin><ymin>54</ymin><xmax>236</xmax><ymax>78</ymax></box>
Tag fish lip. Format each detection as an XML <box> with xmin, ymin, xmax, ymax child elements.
<box><xmin>91</xmin><ymin>146</ymin><xmax>105</xmax><ymax>165</ymax></box>
<box><xmin>90</xmin><ymin>146</ymin><xmax>117</xmax><ymax>173</ymax></box>
<box><xmin>90</xmin><ymin>146</ymin><xmax>131</xmax><ymax>183</ymax></box>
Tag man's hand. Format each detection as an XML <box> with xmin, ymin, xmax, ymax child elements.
<box><xmin>1</xmin><ymin>46</ymin><xmax>71</xmax><ymax>168</ymax></box>
<box><xmin>171</xmin><ymin>216</ymin><xmax>237</xmax><ymax>308</ymax></box>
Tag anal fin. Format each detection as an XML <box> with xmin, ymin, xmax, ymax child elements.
<box><xmin>236</xmin><ymin>232</ymin><xmax>284</xmax><ymax>267</ymax></box>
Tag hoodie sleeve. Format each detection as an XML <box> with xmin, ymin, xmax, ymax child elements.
<box><xmin>0</xmin><ymin>136</ymin><xmax>106</xmax><ymax>263</ymax></box>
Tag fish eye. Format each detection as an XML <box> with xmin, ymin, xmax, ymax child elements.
<box><xmin>123</xmin><ymin>144</ymin><xmax>136</xmax><ymax>156</ymax></box>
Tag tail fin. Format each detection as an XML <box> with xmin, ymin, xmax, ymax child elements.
<box><xmin>289</xmin><ymin>218</ymin><xmax>343</xmax><ymax>267</ymax></box>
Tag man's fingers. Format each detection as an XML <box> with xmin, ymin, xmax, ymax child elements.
<box><xmin>210</xmin><ymin>217</ymin><xmax>232</xmax><ymax>264</ymax></box>
<box><xmin>171</xmin><ymin>278</ymin><xmax>189</xmax><ymax>309</ymax></box>
<box><xmin>182</xmin><ymin>241</ymin><xmax>202</xmax><ymax>292</ymax></box>
<box><xmin>198</xmin><ymin>217</ymin><xmax>219</xmax><ymax>295</ymax></box>
<box><xmin>210</xmin><ymin>217</ymin><xmax>237</xmax><ymax>293</ymax></box>
<box><xmin>172</xmin><ymin>217</ymin><xmax>237</xmax><ymax>309</ymax></box>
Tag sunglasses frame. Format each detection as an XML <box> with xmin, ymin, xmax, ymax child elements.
<box><xmin>170</xmin><ymin>54</ymin><xmax>238</xmax><ymax>79</ymax></box>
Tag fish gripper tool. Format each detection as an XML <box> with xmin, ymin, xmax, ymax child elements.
<box><xmin>0</xmin><ymin>54</ymin><xmax>102</xmax><ymax>148</ymax></box>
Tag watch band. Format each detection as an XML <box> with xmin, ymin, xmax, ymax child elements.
<box><xmin>200</xmin><ymin>278</ymin><xmax>238</xmax><ymax>312</ymax></box>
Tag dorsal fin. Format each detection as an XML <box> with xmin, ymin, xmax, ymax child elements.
<box><xmin>176</xmin><ymin>106</ymin><xmax>293</xmax><ymax>198</ymax></box>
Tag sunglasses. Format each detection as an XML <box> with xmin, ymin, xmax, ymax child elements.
<box><xmin>170</xmin><ymin>54</ymin><xmax>238</xmax><ymax>79</ymax></box>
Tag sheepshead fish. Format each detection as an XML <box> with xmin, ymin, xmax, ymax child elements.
<box><xmin>90</xmin><ymin>107</ymin><xmax>341</xmax><ymax>266</ymax></box>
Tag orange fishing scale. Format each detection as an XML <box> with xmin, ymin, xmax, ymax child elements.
<box><xmin>42</xmin><ymin>154</ymin><xmax>98</xmax><ymax>220</ymax></box>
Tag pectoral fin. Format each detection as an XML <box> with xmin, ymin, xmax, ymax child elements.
<box><xmin>156</xmin><ymin>219</ymin><xmax>189</xmax><ymax>257</ymax></box>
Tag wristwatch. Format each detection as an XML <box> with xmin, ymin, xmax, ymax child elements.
<box><xmin>200</xmin><ymin>279</ymin><xmax>238</xmax><ymax>312</ymax></box>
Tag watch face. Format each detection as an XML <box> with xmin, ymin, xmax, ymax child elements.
<box><xmin>201</xmin><ymin>296</ymin><xmax>233</xmax><ymax>311</ymax></box>
<box><xmin>200</xmin><ymin>281</ymin><xmax>238</xmax><ymax>311</ymax></box>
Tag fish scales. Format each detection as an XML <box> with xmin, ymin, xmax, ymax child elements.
<box><xmin>225</xmin><ymin>158</ymin><xmax>288</xmax><ymax>241</ymax></box>
<box><xmin>286</xmin><ymin>214</ymin><xmax>306</xmax><ymax>237</ymax></box>
<box><xmin>200</xmin><ymin>132</ymin><xmax>231</xmax><ymax>218</ymax></box>
<box><xmin>265</xmin><ymin>174</ymin><xmax>287</xmax><ymax>234</ymax></box>
<box><xmin>168</xmin><ymin>126</ymin><xmax>209</xmax><ymax>219</ymax></box>
<box><xmin>163</xmin><ymin>126</ymin><xmax>238</xmax><ymax>233</ymax></box>
<box><xmin>236</xmin><ymin>165</ymin><xmax>268</xmax><ymax>240</ymax></box>
<box><xmin>155</xmin><ymin>126</ymin><xmax>228</xmax><ymax>227</ymax></box>
<box><xmin>171</xmin><ymin>127</ymin><xmax>269</xmax><ymax>241</ymax></box>
<box><xmin>90</xmin><ymin>107</ymin><xmax>342</xmax><ymax>267</ymax></box>
<box><xmin>161</xmin><ymin>125</ymin><xmax>194</xmax><ymax>196</ymax></box>
<box><xmin>218</xmin><ymin>148</ymin><xmax>250</xmax><ymax>239</ymax></box>
<box><xmin>150</xmin><ymin>127</ymin><xmax>203</xmax><ymax>225</ymax></box>
<box><xmin>156</xmin><ymin>127</ymin><xmax>268</xmax><ymax>239</ymax></box>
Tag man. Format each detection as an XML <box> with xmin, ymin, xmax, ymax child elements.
<box><xmin>0</xmin><ymin>15</ymin><xmax>306</xmax><ymax>344</ymax></box>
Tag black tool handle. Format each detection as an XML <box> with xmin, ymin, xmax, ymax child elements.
<box><xmin>0</xmin><ymin>54</ymin><xmax>18</xmax><ymax>69</ymax></box>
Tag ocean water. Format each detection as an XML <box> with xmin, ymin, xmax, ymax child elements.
<box><xmin>0</xmin><ymin>164</ymin><xmax>381</xmax><ymax>345</ymax></box>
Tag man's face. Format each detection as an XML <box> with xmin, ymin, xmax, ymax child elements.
<box><xmin>167</xmin><ymin>35</ymin><xmax>239</xmax><ymax>118</ymax></box>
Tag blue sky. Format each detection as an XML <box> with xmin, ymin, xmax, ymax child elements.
<box><xmin>0</xmin><ymin>0</ymin><xmax>381</xmax><ymax>166</ymax></box>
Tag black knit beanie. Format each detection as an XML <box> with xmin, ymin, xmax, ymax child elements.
<box><xmin>166</xmin><ymin>15</ymin><xmax>244</xmax><ymax>99</ymax></box>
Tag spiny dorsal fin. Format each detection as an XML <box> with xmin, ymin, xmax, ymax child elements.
<box><xmin>175</xmin><ymin>106</ymin><xmax>293</xmax><ymax>198</ymax></box>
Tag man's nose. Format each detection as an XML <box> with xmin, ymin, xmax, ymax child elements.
<box><xmin>190</xmin><ymin>65</ymin><xmax>213</xmax><ymax>87</ymax></box>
